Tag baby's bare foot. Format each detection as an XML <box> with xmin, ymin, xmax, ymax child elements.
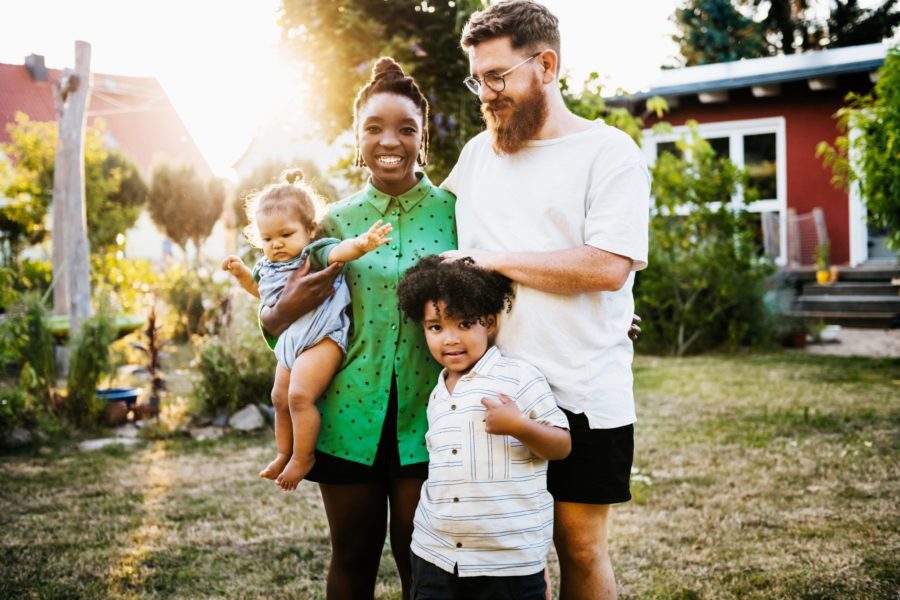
<box><xmin>259</xmin><ymin>454</ymin><xmax>291</xmax><ymax>480</ymax></box>
<box><xmin>275</xmin><ymin>455</ymin><xmax>315</xmax><ymax>491</ymax></box>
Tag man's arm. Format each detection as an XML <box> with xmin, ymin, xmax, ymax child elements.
<box><xmin>259</xmin><ymin>261</ymin><xmax>343</xmax><ymax>337</ymax></box>
<box><xmin>443</xmin><ymin>245</ymin><xmax>633</xmax><ymax>294</ymax></box>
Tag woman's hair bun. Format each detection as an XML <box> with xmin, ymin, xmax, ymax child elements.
<box><xmin>372</xmin><ymin>57</ymin><xmax>404</xmax><ymax>81</ymax></box>
<box><xmin>280</xmin><ymin>168</ymin><xmax>305</xmax><ymax>184</ymax></box>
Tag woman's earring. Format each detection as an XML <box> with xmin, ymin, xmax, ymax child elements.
<box><xmin>416</xmin><ymin>148</ymin><xmax>427</xmax><ymax>167</ymax></box>
<box><xmin>355</xmin><ymin>148</ymin><xmax>366</xmax><ymax>168</ymax></box>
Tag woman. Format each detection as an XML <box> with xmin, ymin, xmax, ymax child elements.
<box><xmin>260</xmin><ymin>57</ymin><xmax>456</xmax><ymax>599</ymax></box>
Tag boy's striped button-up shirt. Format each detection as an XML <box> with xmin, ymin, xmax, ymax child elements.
<box><xmin>411</xmin><ymin>346</ymin><xmax>570</xmax><ymax>577</ymax></box>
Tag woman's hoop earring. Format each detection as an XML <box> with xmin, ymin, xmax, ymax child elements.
<box><xmin>416</xmin><ymin>148</ymin><xmax>427</xmax><ymax>167</ymax></box>
<box><xmin>354</xmin><ymin>148</ymin><xmax>366</xmax><ymax>168</ymax></box>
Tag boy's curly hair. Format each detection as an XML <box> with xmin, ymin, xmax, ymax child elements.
<box><xmin>398</xmin><ymin>255</ymin><xmax>514</xmax><ymax>323</ymax></box>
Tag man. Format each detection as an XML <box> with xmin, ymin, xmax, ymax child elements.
<box><xmin>441</xmin><ymin>2</ymin><xmax>650</xmax><ymax>598</ymax></box>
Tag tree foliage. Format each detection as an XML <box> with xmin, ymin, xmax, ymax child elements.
<box><xmin>818</xmin><ymin>45</ymin><xmax>900</xmax><ymax>249</ymax></box>
<box><xmin>148</xmin><ymin>164</ymin><xmax>225</xmax><ymax>263</ymax></box>
<box><xmin>0</xmin><ymin>113</ymin><xmax>147</xmax><ymax>262</ymax></box>
<box><xmin>673</xmin><ymin>0</ymin><xmax>769</xmax><ymax>66</ymax></box>
<box><xmin>635</xmin><ymin>125</ymin><xmax>774</xmax><ymax>355</ymax></box>
<box><xmin>674</xmin><ymin>0</ymin><xmax>900</xmax><ymax>66</ymax></box>
<box><xmin>278</xmin><ymin>0</ymin><xmax>485</xmax><ymax>182</ymax></box>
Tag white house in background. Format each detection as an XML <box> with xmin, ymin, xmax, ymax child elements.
<box><xmin>0</xmin><ymin>54</ymin><xmax>226</xmax><ymax>264</ymax></box>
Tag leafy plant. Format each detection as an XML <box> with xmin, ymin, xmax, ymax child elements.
<box><xmin>818</xmin><ymin>45</ymin><xmax>900</xmax><ymax>250</ymax></box>
<box><xmin>63</xmin><ymin>302</ymin><xmax>116</xmax><ymax>429</ymax></box>
<box><xmin>193</xmin><ymin>293</ymin><xmax>274</xmax><ymax>416</ymax></box>
<box><xmin>635</xmin><ymin>125</ymin><xmax>775</xmax><ymax>356</ymax></box>
<box><xmin>815</xmin><ymin>241</ymin><xmax>831</xmax><ymax>272</ymax></box>
<box><xmin>159</xmin><ymin>263</ymin><xmax>228</xmax><ymax>342</ymax></box>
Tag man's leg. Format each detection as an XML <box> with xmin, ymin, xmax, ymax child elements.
<box><xmin>554</xmin><ymin>501</ymin><xmax>616</xmax><ymax>600</ymax></box>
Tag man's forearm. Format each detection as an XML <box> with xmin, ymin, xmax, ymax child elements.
<box><xmin>490</xmin><ymin>245</ymin><xmax>633</xmax><ymax>294</ymax></box>
<box><xmin>259</xmin><ymin>304</ymin><xmax>290</xmax><ymax>337</ymax></box>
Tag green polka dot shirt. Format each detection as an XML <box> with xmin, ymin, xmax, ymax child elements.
<box><xmin>312</xmin><ymin>174</ymin><xmax>457</xmax><ymax>465</ymax></box>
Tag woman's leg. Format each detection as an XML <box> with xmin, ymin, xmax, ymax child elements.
<box><xmin>320</xmin><ymin>482</ymin><xmax>388</xmax><ymax>599</ymax></box>
<box><xmin>389</xmin><ymin>476</ymin><xmax>426</xmax><ymax>600</ymax></box>
<box><xmin>260</xmin><ymin>364</ymin><xmax>292</xmax><ymax>480</ymax></box>
<box><xmin>277</xmin><ymin>339</ymin><xmax>344</xmax><ymax>491</ymax></box>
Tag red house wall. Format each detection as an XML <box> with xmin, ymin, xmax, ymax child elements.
<box><xmin>642</xmin><ymin>73</ymin><xmax>874</xmax><ymax>265</ymax></box>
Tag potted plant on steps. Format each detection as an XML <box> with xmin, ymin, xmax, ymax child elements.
<box><xmin>815</xmin><ymin>242</ymin><xmax>832</xmax><ymax>284</ymax></box>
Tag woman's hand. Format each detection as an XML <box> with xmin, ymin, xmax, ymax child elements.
<box><xmin>260</xmin><ymin>261</ymin><xmax>343</xmax><ymax>337</ymax></box>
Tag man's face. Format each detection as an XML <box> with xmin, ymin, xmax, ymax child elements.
<box><xmin>468</xmin><ymin>37</ymin><xmax>549</xmax><ymax>155</ymax></box>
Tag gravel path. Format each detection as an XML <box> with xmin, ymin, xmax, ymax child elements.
<box><xmin>805</xmin><ymin>327</ymin><xmax>900</xmax><ymax>358</ymax></box>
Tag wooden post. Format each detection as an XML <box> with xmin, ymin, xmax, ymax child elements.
<box><xmin>52</xmin><ymin>41</ymin><xmax>93</xmax><ymax>332</ymax></box>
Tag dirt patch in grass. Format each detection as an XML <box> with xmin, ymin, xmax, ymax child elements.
<box><xmin>1</xmin><ymin>351</ymin><xmax>897</xmax><ymax>598</ymax></box>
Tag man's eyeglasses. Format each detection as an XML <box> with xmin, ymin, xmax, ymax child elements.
<box><xmin>463</xmin><ymin>52</ymin><xmax>541</xmax><ymax>96</ymax></box>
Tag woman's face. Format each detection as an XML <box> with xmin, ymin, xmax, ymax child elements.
<box><xmin>357</xmin><ymin>93</ymin><xmax>424</xmax><ymax>197</ymax></box>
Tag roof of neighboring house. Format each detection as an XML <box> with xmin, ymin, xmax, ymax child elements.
<box><xmin>0</xmin><ymin>59</ymin><xmax>212</xmax><ymax>179</ymax></box>
<box><xmin>620</xmin><ymin>43</ymin><xmax>889</xmax><ymax>101</ymax></box>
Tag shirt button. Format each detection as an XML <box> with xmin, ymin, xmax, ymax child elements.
<box><xmin>451</xmin><ymin>448</ymin><xmax>458</xmax><ymax>455</ymax></box>
<box><xmin>456</xmin><ymin>542</ymin><xmax>462</xmax><ymax>548</ymax></box>
<box><xmin>391</xmin><ymin>244</ymin><xmax>398</xmax><ymax>251</ymax></box>
<box><xmin>453</xmin><ymin>497</ymin><xmax>459</xmax><ymax>503</ymax></box>
<box><xmin>391</xmin><ymin>324</ymin><xmax>397</xmax><ymax>331</ymax></box>
<box><xmin>450</xmin><ymin>404</ymin><xmax>456</xmax><ymax>410</ymax></box>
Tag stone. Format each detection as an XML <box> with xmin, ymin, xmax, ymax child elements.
<box><xmin>257</xmin><ymin>403</ymin><xmax>275</xmax><ymax>424</ymax></box>
<box><xmin>188</xmin><ymin>426</ymin><xmax>224</xmax><ymax>441</ymax></box>
<box><xmin>212</xmin><ymin>410</ymin><xmax>229</xmax><ymax>428</ymax></box>
<box><xmin>228</xmin><ymin>404</ymin><xmax>265</xmax><ymax>431</ymax></box>
<box><xmin>114</xmin><ymin>423</ymin><xmax>140</xmax><ymax>439</ymax></box>
<box><xmin>6</xmin><ymin>428</ymin><xmax>33</xmax><ymax>446</ymax></box>
<box><xmin>78</xmin><ymin>438</ymin><xmax>140</xmax><ymax>452</ymax></box>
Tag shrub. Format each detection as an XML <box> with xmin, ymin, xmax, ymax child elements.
<box><xmin>635</xmin><ymin>126</ymin><xmax>775</xmax><ymax>356</ymax></box>
<box><xmin>193</xmin><ymin>291</ymin><xmax>274</xmax><ymax>416</ymax></box>
<box><xmin>63</xmin><ymin>305</ymin><xmax>116</xmax><ymax>429</ymax></box>
<box><xmin>159</xmin><ymin>263</ymin><xmax>228</xmax><ymax>342</ymax></box>
<box><xmin>0</xmin><ymin>293</ymin><xmax>61</xmax><ymax>439</ymax></box>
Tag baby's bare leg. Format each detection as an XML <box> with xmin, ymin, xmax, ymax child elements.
<box><xmin>276</xmin><ymin>339</ymin><xmax>343</xmax><ymax>491</ymax></box>
<box><xmin>260</xmin><ymin>364</ymin><xmax>293</xmax><ymax>480</ymax></box>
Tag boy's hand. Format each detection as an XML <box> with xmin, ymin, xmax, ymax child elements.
<box><xmin>481</xmin><ymin>394</ymin><xmax>527</xmax><ymax>436</ymax></box>
<box><xmin>355</xmin><ymin>220</ymin><xmax>393</xmax><ymax>253</ymax></box>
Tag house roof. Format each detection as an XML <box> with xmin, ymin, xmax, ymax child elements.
<box><xmin>0</xmin><ymin>60</ymin><xmax>212</xmax><ymax>180</ymax></box>
<box><xmin>622</xmin><ymin>43</ymin><xmax>889</xmax><ymax>101</ymax></box>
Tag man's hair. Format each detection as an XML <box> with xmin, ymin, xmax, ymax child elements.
<box><xmin>398</xmin><ymin>255</ymin><xmax>514</xmax><ymax>323</ymax></box>
<box><xmin>461</xmin><ymin>0</ymin><xmax>561</xmax><ymax>70</ymax></box>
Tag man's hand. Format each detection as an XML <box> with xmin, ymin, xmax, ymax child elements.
<box><xmin>629</xmin><ymin>313</ymin><xmax>642</xmax><ymax>341</ymax></box>
<box><xmin>442</xmin><ymin>248</ymin><xmax>500</xmax><ymax>271</ymax></box>
<box><xmin>260</xmin><ymin>260</ymin><xmax>342</xmax><ymax>337</ymax></box>
<box><xmin>481</xmin><ymin>394</ymin><xmax>527</xmax><ymax>436</ymax></box>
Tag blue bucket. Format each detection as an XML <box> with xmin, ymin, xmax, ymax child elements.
<box><xmin>97</xmin><ymin>387</ymin><xmax>140</xmax><ymax>409</ymax></box>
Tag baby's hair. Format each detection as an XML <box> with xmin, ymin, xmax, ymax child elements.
<box><xmin>353</xmin><ymin>57</ymin><xmax>430</xmax><ymax>166</ymax></box>
<box><xmin>242</xmin><ymin>168</ymin><xmax>322</xmax><ymax>248</ymax></box>
<box><xmin>398</xmin><ymin>255</ymin><xmax>514</xmax><ymax>324</ymax></box>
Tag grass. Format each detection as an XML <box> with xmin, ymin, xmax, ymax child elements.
<box><xmin>1</xmin><ymin>351</ymin><xmax>898</xmax><ymax>599</ymax></box>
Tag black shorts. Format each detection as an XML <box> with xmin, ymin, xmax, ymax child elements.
<box><xmin>306</xmin><ymin>377</ymin><xmax>428</xmax><ymax>485</ymax></box>
<box><xmin>547</xmin><ymin>408</ymin><xmax>633</xmax><ymax>504</ymax></box>
<box><xmin>410</xmin><ymin>552</ymin><xmax>545</xmax><ymax>600</ymax></box>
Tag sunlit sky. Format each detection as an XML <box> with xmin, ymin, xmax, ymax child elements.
<box><xmin>0</xmin><ymin>0</ymin><xmax>887</xmax><ymax>180</ymax></box>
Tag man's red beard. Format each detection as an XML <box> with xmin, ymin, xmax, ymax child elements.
<box><xmin>481</xmin><ymin>77</ymin><xmax>548</xmax><ymax>155</ymax></box>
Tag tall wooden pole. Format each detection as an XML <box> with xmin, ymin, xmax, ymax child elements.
<box><xmin>52</xmin><ymin>41</ymin><xmax>93</xmax><ymax>332</ymax></box>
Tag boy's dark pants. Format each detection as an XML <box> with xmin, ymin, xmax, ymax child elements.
<box><xmin>410</xmin><ymin>552</ymin><xmax>546</xmax><ymax>600</ymax></box>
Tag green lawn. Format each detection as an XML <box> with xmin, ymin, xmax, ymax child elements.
<box><xmin>1</xmin><ymin>352</ymin><xmax>897</xmax><ymax>599</ymax></box>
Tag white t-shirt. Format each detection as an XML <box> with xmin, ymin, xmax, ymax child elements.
<box><xmin>443</xmin><ymin>121</ymin><xmax>650</xmax><ymax>428</ymax></box>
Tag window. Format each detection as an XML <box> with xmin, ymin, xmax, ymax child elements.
<box><xmin>642</xmin><ymin>117</ymin><xmax>788</xmax><ymax>264</ymax></box>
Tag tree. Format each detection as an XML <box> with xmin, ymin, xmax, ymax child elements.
<box><xmin>278</xmin><ymin>0</ymin><xmax>484</xmax><ymax>182</ymax></box>
<box><xmin>674</xmin><ymin>0</ymin><xmax>900</xmax><ymax>65</ymax></box>
<box><xmin>673</xmin><ymin>0</ymin><xmax>770</xmax><ymax>66</ymax></box>
<box><xmin>148</xmin><ymin>164</ymin><xmax>225</xmax><ymax>264</ymax></box>
<box><xmin>0</xmin><ymin>114</ymin><xmax>147</xmax><ymax>263</ymax></box>
<box><xmin>818</xmin><ymin>46</ymin><xmax>900</xmax><ymax>249</ymax></box>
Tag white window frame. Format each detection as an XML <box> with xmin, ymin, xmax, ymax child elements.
<box><xmin>642</xmin><ymin>116</ymin><xmax>788</xmax><ymax>265</ymax></box>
